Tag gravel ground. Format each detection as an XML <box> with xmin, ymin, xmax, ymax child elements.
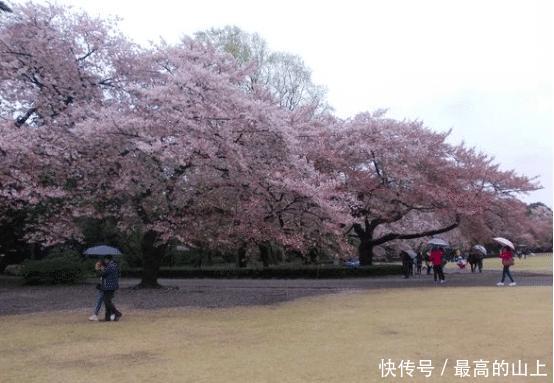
<box><xmin>0</xmin><ymin>269</ymin><xmax>551</xmax><ymax>316</ymax></box>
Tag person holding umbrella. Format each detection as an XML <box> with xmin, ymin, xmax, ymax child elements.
<box><xmin>497</xmin><ymin>245</ymin><xmax>516</xmax><ymax>286</ymax></box>
<box><xmin>429</xmin><ymin>245</ymin><xmax>446</xmax><ymax>283</ymax></box>
<box><xmin>401</xmin><ymin>251</ymin><xmax>412</xmax><ymax>279</ymax></box>
<box><xmin>469</xmin><ymin>245</ymin><xmax>486</xmax><ymax>273</ymax></box>
<box><xmin>424</xmin><ymin>251</ymin><xmax>432</xmax><ymax>275</ymax></box>
<box><xmin>84</xmin><ymin>245</ymin><xmax>123</xmax><ymax>321</ymax></box>
<box><xmin>493</xmin><ymin>238</ymin><xmax>516</xmax><ymax>286</ymax></box>
<box><xmin>100</xmin><ymin>254</ymin><xmax>122</xmax><ymax>321</ymax></box>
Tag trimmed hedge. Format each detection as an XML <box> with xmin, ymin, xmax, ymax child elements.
<box><xmin>22</xmin><ymin>256</ymin><xmax>86</xmax><ymax>285</ymax></box>
<box><xmin>122</xmin><ymin>264</ymin><xmax>402</xmax><ymax>279</ymax></box>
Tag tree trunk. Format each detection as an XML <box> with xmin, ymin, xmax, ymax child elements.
<box><xmin>259</xmin><ymin>243</ymin><xmax>270</xmax><ymax>268</ymax></box>
<box><xmin>237</xmin><ymin>244</ymin><xmax>247</xmax><ymax>268</ymax></box>
<box><xmin>138</xmin><ymin>230</ymin><xmax>165</xmax><ymax>288</ymax></box>
<box><xmin>352</xmin><ymin>215</ymin><xmax>460</xmax><ymax>266</ymax></box>
<box><xmin>308</xmin><ymin>247</ymin><xmax>319</xmax><ymax>264</ymax></box>
<box><xmin>358</xmin><ymin>239</ymin><xmax>374</xmax><ymax>266</ymax></box>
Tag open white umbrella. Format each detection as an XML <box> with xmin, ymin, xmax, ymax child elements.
<box><xmin>405</xmin><ymin>250</ymin><xmax>418</xmax><ymax>259</ymax></box>
<box><xmin>472</xmin><ymin>245</ymin><xmax>487</xmax><ymax>256</ymax></box>
<box><xmin>397</xmin><ymin>243</ymin><xmax>417</xmax><ymax>258</ymax></box>
<box><xmin>493</xmin><ymin>237</ymin><xmax>514</xmax><ymax>250</ymax></box>
<box><xmin>428</xmin><ymin>238</ymin><xmax>449</xmax><ymax>247</ymax></box>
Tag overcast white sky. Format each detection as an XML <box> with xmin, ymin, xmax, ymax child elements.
<box><xmin>31</xmin><ymin>0</ymin><xmax>554</xmax><ymax>206</ymax></box>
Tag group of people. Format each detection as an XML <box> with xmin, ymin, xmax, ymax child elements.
<box><xmin>88</xmin><ymin>254</ymin><xmax>123</xmax><ymax>322</ymax></box>
<box><xmin>401</xmin><ymin>246</ymin><xmax>447</xmax><ymax>283</ymax></box>
<box><xmin>87</xmin><ymin>245</ymin><xmax>519</xmax><ymax>321</ymax></box>
<box><xmin>401</xmin><ymin>245</ymin><xmax>517</xmax><ymax>286</ymax></box>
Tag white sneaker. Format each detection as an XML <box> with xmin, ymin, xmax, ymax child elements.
<box><xmin>88</xmin><ymin>314</ymin><xmax>98</xmax><ymax>321</ymax></box>
<box><xmin>509</xmin><ymin>282</ymin><xmax>517</xmax><ymax>286</ymax></box>
<box><xmin>496</xmin><ymin>282</ymin><xmax>504</xmax><ymax>286</ymax></box>
<box><xmin>440</xmin><ymin>280</ymin><xmax>445</xmax><ymax>284</ymax></box>
<box><xmin>110</xmin><ymin>314</ymin><xmax>116</xmax><ymax>321</ymax></box>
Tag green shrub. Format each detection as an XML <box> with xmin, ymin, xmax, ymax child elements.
<box><xmin>47</xmin><ymin>245</ymin><xmax>81</xmax><ymax>260</ymax></box>
<box><xmin>4</xmin><ymin>264</ymin><xmax>24</xmax><ymax>276</ymax></box>
<box><xmin>22</xmin><ymin>256</ymin><xmax>86</xmax><ymax>284</ymax></box>
<box><xmin>122</xmin><ymin>264</ymin><xmax>403</xmax><ymax>279</ymax></box>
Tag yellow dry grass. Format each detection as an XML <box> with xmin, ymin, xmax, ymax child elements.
<box><xmin>484</xmin><ymin>253</ymin><xmax>552</xmax><ymax>272</ymax></box>
<box><xmin>0</xmin><ymin>285</ymin><xmax>551</xmax><ymax>383</ymax></box>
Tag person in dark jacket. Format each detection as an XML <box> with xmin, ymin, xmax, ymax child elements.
<box><xmin>401</xmin><ymin>251</ymin><xmax>412</xmax><ymax>278</ymax></box>
<box><xmin>101</xmin><ymin>255</ymin><xmax>122</xmax><ymax>321</ymax></box>
<box><xmin>424</xmin><ymin>251</ymin><xmax>432</xmax><ymax>275</ymax></box>
<box><xmin>415</xmin><ymin>252</ymin><xmax>423</xmax><ymax>275</ymax></box>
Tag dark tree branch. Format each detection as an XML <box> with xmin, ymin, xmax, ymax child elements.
<box><xmin>372</xmin><ymin>215</ymin><xmax>461</xmax><ymax>246</ymax></box>
<box><xmin>15</xmin><ymin>107</ymin><xmax>37</xmax><ymax>127</ymax></box>
<box><xmin>0</xmin><ymin>1</ymin><xmax>12</xmax><ymax>12</ymax></box>
<box><xmin>77</xmin><ymin>48</ymin><xmax>97</xmax><ymax>62</ymax></box>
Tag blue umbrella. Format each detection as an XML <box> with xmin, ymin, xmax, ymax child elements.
<box><xmin>83</xmin><ymin>245</ymin><xmax>122</xmax><ymax>258</ymax></box>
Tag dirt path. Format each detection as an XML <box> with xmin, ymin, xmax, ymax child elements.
<box><xmin>0</xmin><ymin>269</ymin><xmax>551</xmax><ymax>316</ymax></box>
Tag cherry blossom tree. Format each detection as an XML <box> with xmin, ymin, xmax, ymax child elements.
<box><xmin>304</xmin><ymin>112</ymin><xmax>539</xmax><ymax>265</ymax></box>
<box><xmin>0</xmin><ymin>7</ymin><xmax>341</xmax><ymax>286</ymax></box>
<box><xmin>0</xmin><ymin>2</ymin><xmax>133</xmax><ymax>128</ymax></box>
<box><xmin>525</xmin><ymin>203</ymin><xmax>553</xmax><ymax>250</ymax></box>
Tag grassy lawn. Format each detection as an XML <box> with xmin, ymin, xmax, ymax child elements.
<box><xmin>1</xmin><ymin>285</ymin><xmax>551</xmax><ymax>382</ymax></box>
<box><xmin>483</xmin><ymin>253</ymin><xmax>552</xmax><ymax>272</ymax></box>
<box><xmin>445</xmin><ymin>253</ymin><xmax>552</xmax><ymax>273</ymax></box>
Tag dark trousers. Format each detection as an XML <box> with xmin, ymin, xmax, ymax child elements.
<box><xmin>501</xmin><ymin>266</ymin><xmax>514</xmax><ymax>283</ymax></box>
<box><xmin>433</xmin><ymin>265</ymin><xmax>445</xmax><ymax>281</ymax></box>
<box><xmin>402</xmin><ymin>261</ymin><xmax>412</xmax><ymax>278</ymax></box>
<box><xmin>470</xmin><ymin>260</ymin><xmax>483</xmax><ymax>273</ymax></box>
<box><xmin>103</xmin><ymin>290</ymin><xmax>121</xmax><ymax>320</ymax></box>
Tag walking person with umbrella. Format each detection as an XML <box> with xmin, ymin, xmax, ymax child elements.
<box><xmin>100</xmin><ymin>254</ymin><xmax>123</xmax><ymax>321</ymax></box>
<box><xmin>401</xmin><ymin>250</ymin><xmax>417</xmax><ymax>278</ymax></box>
<box><xmin>428</xmin><ymin>238</ymin><xmax>448</xmax><ymax>284</ymax></box>
<box><xmin>429</xmin><ymin>246</ymin><xmax>446</xmax><ymax>283</ymax></box>
<box><xmin>494</xmin><ymin>237</ymin><xmax>517</xmax><ymax>286</ymax></box>
<box><xmin>84</xmin><ymin>245</ymin><xmax>123</xmax><ymax>321</ymax></box>
<box><xmin>468</xmin><ymin>245</ymin><xmax>486</xmax><ymax>273</ymax></box>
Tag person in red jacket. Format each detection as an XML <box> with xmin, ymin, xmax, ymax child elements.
<box><xmin>429</xmin><ymin>246</ymin><xmax>445</xmax><ymax>283</ymax></box>
<box><xmin>497</xmin><ymin>246</ymin><xmax>516</xmax><ymax>286</ymax></box>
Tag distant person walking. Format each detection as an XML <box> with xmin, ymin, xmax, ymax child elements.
<box><xmin>497</xmin><ymin>246</ymin><xmax>516</xmax><ymax>286</ymax></box>
<box><xmin>424</xmin><ymin>251</ymin><xmax>432</xmax><ymax>275</ymax></box>
<box><xmin>88</xmin><ymin>260</ymin><xmax>105</xmax><ymax>321</ymax></box>
<box><xmin>401</xmin><ymin>251</ymin><xmax>413</xmax><ymax>279</ymax></box>
<box><xmin>468</xmin><ymin>252</ymin><xmax>483</xmax><ymax>273</ymax></box>
<box><xmin>415</xmin><ymin>252</ymin><xmax>423</xmax><ymax>275</ymax></box>
<box><xmin>101</xmin><ymin>255</ymin><xmax>122</xmax><ymax>321</ymax></box>
<box><xmin>429</xmin><ymin>246</ymin><xmax>445</xmax><ymax>283</ymax></box>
